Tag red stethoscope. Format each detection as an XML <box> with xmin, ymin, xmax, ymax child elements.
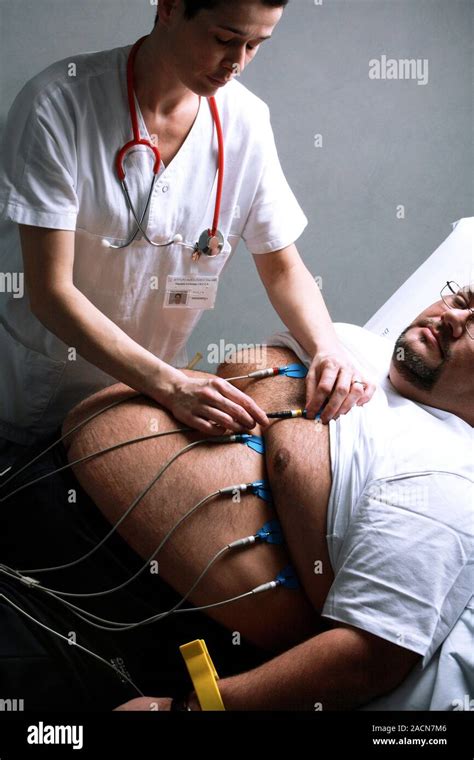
<box><xmin>107</xmin><ymin>36</ymin><xmax>225</xmax><ymax>259</ymax></box>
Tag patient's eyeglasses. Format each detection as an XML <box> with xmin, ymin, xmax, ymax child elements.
<box><xmin>440</xmin><ymin>281</ymin><xmax>474</xmax><ymax>339</ymax></box>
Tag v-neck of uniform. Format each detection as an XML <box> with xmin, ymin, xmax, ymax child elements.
<box><xmin>134</xmin><ymin>92</ymin><xmax>203</xmax><ymax>177</ymax></box>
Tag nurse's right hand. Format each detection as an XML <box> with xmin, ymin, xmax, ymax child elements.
<box><xmin>158</xmin><ymin>373</ymin><xmax>269</xmax><ymax>435</ymax></box>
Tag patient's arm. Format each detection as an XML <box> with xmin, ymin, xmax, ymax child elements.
<box><xmin>215</xmin><ymin>622</ymin><xmax>420</xmax><ymax>710</ymax></box>
<box><xmin>117</xmin><ymin>617</ymin><xmax>420</xmax><ymax>711</ymax></box>
<box><xmin>116</xmin><ymin>620</ymin><xmax>420</xmax><ymax>711</ymax></box>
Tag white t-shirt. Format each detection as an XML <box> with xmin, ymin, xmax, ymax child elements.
<box><xmin>0</xmin><ymin>43</ymin><xmax>307</xmax><ymax>444</ymax></box>
<box><xmin>268</xmin><ymin>323</ymin><xmax>473</xmax><ymax>710</ymax></box>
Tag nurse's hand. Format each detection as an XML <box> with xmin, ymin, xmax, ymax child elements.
<box><xmin>160</xmin><ymin>373</ymin><xmax>269</xmax><ymax>434</ymax></box>
<box><xmin>304</xmin><ymin>345</ymin><xmax>376</xmax><ymax>424</ymax></box>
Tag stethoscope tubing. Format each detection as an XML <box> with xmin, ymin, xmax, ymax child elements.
<box><xmin>111</xmin><ymin>36</ymin><xmax>225</xmax><ymax>253</ymax></box>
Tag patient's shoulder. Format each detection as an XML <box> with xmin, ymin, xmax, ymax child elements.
<box><xmin>334</xmin><ymin>323</ymin><xmax>393</xmax><ymax>384</ymax></box>
<box><xmin>61</xmin><ymin>383</ymin><xmax>138</xmax><ymax>452</ymax></box>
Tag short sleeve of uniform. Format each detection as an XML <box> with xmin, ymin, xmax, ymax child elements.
<box><xmin>240</xmin><ymin>104</ymin><xmax>307</xmax><ymax>255</ymax></box>
<box><xmin>322</xmin><ymin>473</ymin><xmax>474</xmax><ymax>664</ymax></box>
<box><xmin>0</xmin><ymin>82</ymin><xmax>78</xmax><ymax>230</ymax></box>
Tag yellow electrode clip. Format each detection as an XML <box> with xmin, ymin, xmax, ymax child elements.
<box><xmin>179</xmin><ymin>639</ymin><xmax>226</xmax><ymax>711</ymax></box>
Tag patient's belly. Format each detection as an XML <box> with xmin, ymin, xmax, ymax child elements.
<box><xmin>265</xmin><ymin>418</ymin><xmax>334</xmax><ymax>612</ymax></box>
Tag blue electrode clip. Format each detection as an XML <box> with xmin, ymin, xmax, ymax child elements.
<box><xmin>250</xmin><ymin>479</ymin><xmax>273</xmax><ymax>502</ymax></box>
<box><xmin>231</xmin><ymin>434</ymin><xmax>265</xmax><ymax>454</ymax></box>
<box><xmin>279</xmin><ymin>363</ymin><xmax>308</xmax><ymax>379</ymax></box>
<box><xmin>244</xmin><ymin>435</ymin><xmax>265</xmax><ymax>454</ymax></box>
<box><xmin>276</xmin><ymin>564</ymin><xmax>300</xmax><ymax>590</ymax></box>
<box><xmin>256</xmin><ymin>519</ymin><xmax>284</xmax><ymax>545</ymax></box>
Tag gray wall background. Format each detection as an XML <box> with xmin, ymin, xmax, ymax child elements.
<box><xmin>1</xmin><ymin>0</ymin><xmax>472</xmax><ymax>371</ymax></box>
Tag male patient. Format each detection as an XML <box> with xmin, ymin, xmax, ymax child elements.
<box><xmin>0</xmin><ymin>283</ymin><xmax>472</xmax><ymax>711</ymax></box>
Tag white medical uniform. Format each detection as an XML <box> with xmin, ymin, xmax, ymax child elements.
<box><xmin>268</xmin><ymin>323</ymin><xmax>473</xmax><ymax>711</ymax></box>
<box><xmin>0</xmin><ymin>43</ymin><xmax>307</xmax><ymax>445</ymax></box>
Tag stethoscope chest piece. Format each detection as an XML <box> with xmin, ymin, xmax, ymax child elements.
<box><xmin>193</xmin><ymin>229</ymin><xmax>225</xmax><ymax>260</ymax></box>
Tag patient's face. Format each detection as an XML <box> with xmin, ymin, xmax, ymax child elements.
<box><xmin>390</xmin><ymin>285</ymin><xmax>473</xmax><ymax>401</ymax></box>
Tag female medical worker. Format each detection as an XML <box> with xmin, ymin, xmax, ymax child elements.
<box><xmin>0</xmin><ymin>0</ymin><xmax>375</xmax><ymax>466</ymax></box>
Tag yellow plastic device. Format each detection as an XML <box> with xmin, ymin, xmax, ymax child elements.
<box><xmin>179</xmin><ymin>639</ymin><xmax>226</xmax><ymax>711</ymax></box>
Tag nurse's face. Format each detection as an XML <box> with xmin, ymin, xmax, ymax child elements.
<box><xmin>161</xmin><ymin>0</ymin><xmax>283</xmax><ymax>95</ymax></box>
<box><xmin>389</xmin><ymin>285</ymin><xmax>474</xmax><ymax>418</ymax></box>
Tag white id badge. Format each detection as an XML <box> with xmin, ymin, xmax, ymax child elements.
<box><xmin>164</xmin><ymin>276</ymin><xmax>219</xmax><ymax>309</ymax></box>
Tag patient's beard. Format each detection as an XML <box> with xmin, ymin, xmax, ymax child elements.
<box><xmin>392</xmin><ymin>328</ymin><xmax>444</xmax><ymax>391</ymax></box>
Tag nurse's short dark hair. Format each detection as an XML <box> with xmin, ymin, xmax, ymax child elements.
<box><xmin>154</xmin><ymin>0</ymin><xmax>289</xmax><ymax>26</ymax></box>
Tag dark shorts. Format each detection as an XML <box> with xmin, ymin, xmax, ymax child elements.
<box><xmin>0</xmin><ymin>433</ymin><xmax>269</xmax><ymax>711</ymax></box>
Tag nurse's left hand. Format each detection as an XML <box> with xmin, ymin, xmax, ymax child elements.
<box><xmin>305</xmin><ymin>345</ymin><xmax>376</xmax><ymax>424</ymax></box>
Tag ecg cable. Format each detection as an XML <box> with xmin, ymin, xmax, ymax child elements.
<box><xmin>0</xmin><ymin>392</ymin><xmax>145</xmax><ymax>488</ymax></box>
<box><xmin>225</xmin><ymin>362</ymin><xmax>308</xmax><ymax>382</ymax></box>
<box><xmin>0</xmin><ymin>427</ymin><xmax>194</xmax><ymax>506</ymax></box>
<box><xmin>1</xmin><ymin>540</ymin><xmax>297</xmax><ymax>635</ymax></box>
<box><xmin>0</xmin><ymin>559</ymin><xmax>299</xmax><ymax>702</ymax></box>
<box><xmin>2</xmin><ymin>481</ymin><xmax>274</xmax><ymax>607</ymax></box>
<box><xmin>15</xmin><ymin>433</ymin><xmax>257</xmax><ymax>576</ymax></box>
<box><xmin>0</xmin><ymin>592</ymin><xmax>145</xmax><ymax>698</ymax></box>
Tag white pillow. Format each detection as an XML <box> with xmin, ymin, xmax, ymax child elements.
<box><xmin>267</xmin><ymin>323</ymin><xmax>393</xmax><ymax>385</ymax></box>
<box><xmin>364</xmin><ymin>217</ymin><xmax>474</xmax><ymax>344</ymax></box>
